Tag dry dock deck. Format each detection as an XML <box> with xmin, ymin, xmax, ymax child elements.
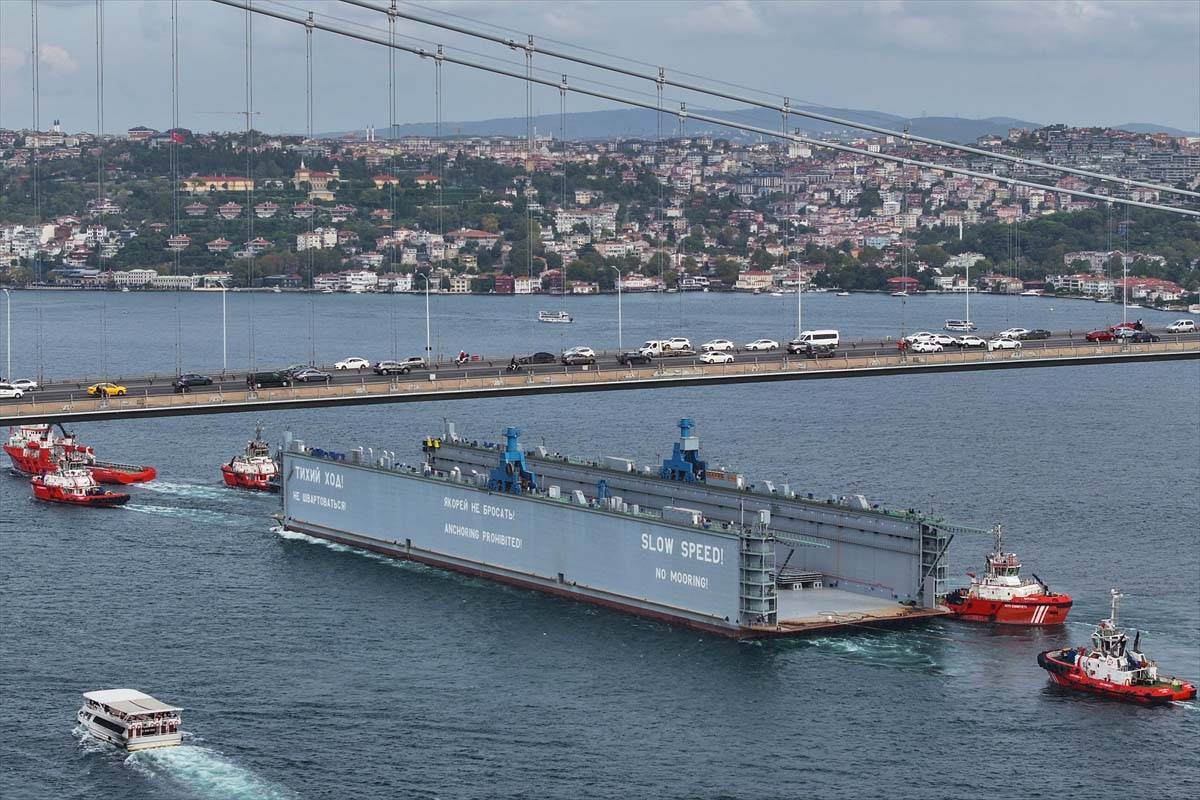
<box><xmin>752</xmin><ymin>588</ymin><xmax>948</xmax><ymax>637</ymax></box>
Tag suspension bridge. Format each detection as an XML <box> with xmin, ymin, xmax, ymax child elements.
<box><xmin>1</xmin><ymin>0</ymin><xmax>1197</xmax><ymax>426</ymax></box>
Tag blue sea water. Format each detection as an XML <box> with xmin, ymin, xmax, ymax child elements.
<box><xmin>1</xmin><ymin>293</ymin><xmax>1197</xmax><ymax>799</ymax></box>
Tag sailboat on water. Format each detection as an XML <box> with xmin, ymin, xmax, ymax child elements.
<box><xmin>944</xmin><ymin>264</ymin><xmax>977</xmax><ymax>331</ymax></box>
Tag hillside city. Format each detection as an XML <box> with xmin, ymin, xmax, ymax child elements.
<box><xmin>1</xmin><ymin>121</ymin><xmax>1198</xmax><ymax>307</ymax></box>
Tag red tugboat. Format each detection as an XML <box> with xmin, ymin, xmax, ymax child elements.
<box><xmin>943</xmin><ymin>524</ymin><xmax>1072</xmax><ymax>625</ymax></box>
<box><xmin>221</xmin><ymin>425</ymin><xmax>279</xmax><ymax>492</ymax></box>
<box><xmin>1038</xmin><ymin>590</ymin><xmax>1196</xmax><ymax>704</ymax></box>
<box><xmin>31</xmin><ymin>463</ymin><xmax>130</xmax><ymax>507</ymax></box>
<box><xmin>4</xmin><ymin>424</ymin><xmax>157</xmax><ymax>484</ymax></box>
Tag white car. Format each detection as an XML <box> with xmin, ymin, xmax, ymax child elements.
<box><xmin>988</xmin><ymin>337</ymin><xmax>1022</xmax><ymax>351</ymax></box>
<box><xmin>699</xmin><ymin>351</ymin><xmax>734</xmax><ymax>364</ymax></box>
<box><xmin>744</xmin><ymin>339</ymin><xmax>779</xmax><ymax>351</ymax></box>
<box><xmin>958</xmin><ymin>335</ymin><xmax>987</xmax><ymax>349</ymax></box>
<box><xmin>701</xmin><ymin>338</ymin><xmax>735</xmax><ymax>352</ymax></box>
<box><xmin>664</xmin><ymin>337</ymin><xmax>692</xmax><ymax>351</ymax></box>
<box><xmin>999</xmin><ymin>327</ymin><xmax>1029</xmax><ymax>339</ymax></box>
<box><xmin>335</xmin><ymin>357</ymin><xmax>371</xmax><ymax>370</ymax></box>
<box><xmin>564</xmin><ymin>346</ymin><xmax>597</xmax><ymax>359</ymax></box>
<box><xmin>911</xmin><ymin>340</ymin><xmax>943</xmax><ymax>353</ymax></box>
<box><xmin>0</xmin><ymin>382</ymin><xmax>24</xmax><ymax>400</ymax></box>
<box><xmin>10</xmin><ymin>378</ymin><xmax>38</xmax><ymax>391</ymax></box>
<box><xmin>927</xmin><ymin>333</ymin><xmax>958</xmax><ymax>347</ymax></box>
<box><xmin>904</xmin><ymin>331</ymin><xmax>936</xmax><ymax>343</ymax></box>
<box><xmin>1166</xmin><ymin>319</ymin><xmax>1196</xmax><ymax>333</ymax></box>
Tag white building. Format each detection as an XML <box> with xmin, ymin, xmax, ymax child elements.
<box><xmin>112</xmin><ymin>268</ymin><xmax>157</xmax><ymax>287</ymax></box>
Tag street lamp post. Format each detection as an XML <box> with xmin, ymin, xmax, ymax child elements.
<box><xmin>221</xmin><ymin>287</ymin><xmax>228</xmax><ymax>373</ymax></box>
<box><xmin>419</xmin><ymin>273</ymin><xmax>432</xmax><ymax>364</ymax></box>
<box><xmin>609</xmin><ymin>265</ymin><xmax>623</xmax><ymax>353</ymax></box>
<box><xmin>2</xmin><ymin>289</ymin><xmax>10</xmax><ymax>379</ymax></box>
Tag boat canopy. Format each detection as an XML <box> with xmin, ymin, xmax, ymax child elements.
<box><xmin>83</xmin><ymin>689</ymin><xmax>181</xmax><ymax>715</ymax></box>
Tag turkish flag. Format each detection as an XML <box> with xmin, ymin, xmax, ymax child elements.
<box><xmin>170</xmin><ymin>131</ymin><xmax>185</xmax><ymax>143</ymax></box>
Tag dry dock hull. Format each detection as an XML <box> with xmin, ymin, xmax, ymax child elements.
<box><xmin>280</xmin><ymin>449</ymin><xmax>942</xmax><ymax>638</ymax></box>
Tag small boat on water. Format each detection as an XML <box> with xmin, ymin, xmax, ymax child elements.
<box><xmin>836</xmin><ymin>291</ymin><xmax>850</xmax><ymax>297</ymax></box>
<box><xmin>1020</xmin><ymin>289</ymin><xmax>1043</xmax><ymax>297</ymax></box>
<box><xmin>943</xmin><ymin>524</ymin><xmax>1071</xmax><ymax>625</ymax></box>
<box><xmin>32</xmin><ymin>464</ymin><xmax>130</xmax><ymax>506</ymax></box>
<box><xmin>769</xmin><ymin>291</ymin><xmax>784</xmax><ymax>297</ymax></box>
<box><xmin>1037</xmin><ymin>590</ymin><xmax>1196</xmax><ymax>704</ymax></box>
<box><xmin>891</xmin><ymin>291</ymin><xmax>909</xmax><ymax>298</ymax></box>
<box><xmin>944</xmin><ymin>319</ymin><xmax>978</xmax><ymax>332</ymax></box>
<box><xmin>221</xmin><ymin>424</ymin><xmax>280</xmax><ymax>492</ymax></box>
<box><xmin>537</xmin><ymin>310</ymin><xmax>573</xmax><ymax>324</ymax></box>
<box><xmin>4</xmin><ymin>424</ymin><xmax>156</xmax><ymax>484</ymax></box>
<box><xmin>77</xmin><ymin>689</ymin><xmax>182</xmax><ymax>751</ymax></box>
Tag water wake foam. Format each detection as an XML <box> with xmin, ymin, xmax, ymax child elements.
<box><xmin>125</xmin><ymin>503</ymin><xmax>246</xmax><ymax>526</ymax></box>
<box><xmin>126</xmin><ymin>745</ymin><xmax>297</xmax><ymax>800</ymax></box>
<box><xmin>798</xmin><ymin>633</ymin><xmax>941</xmax><ymax>670</ymax></box>
<box><xmin>140</xmin><ymin>480</ymin><xmax>235</xmax><ymax>502</ymax></box>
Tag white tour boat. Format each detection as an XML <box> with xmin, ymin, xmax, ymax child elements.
<box><xmin>944</xmin><ymin>319</ymin><xmax>978</xmax><ymax>332</ymax></box>
<box><xmin>537</xmin><ymin>310</ymin><xmax>573</xmax><ymax>324</ymax></box>
<box><xmin>77</xmin><ymin>689</ymin><xmax>183</xmax><ymax>751</ymax></box>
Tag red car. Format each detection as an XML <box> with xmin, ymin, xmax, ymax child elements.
<box><xmin>1109</xmin><ymin>321</ymin><xmax>1142</xmax><ymax>332</ymax></box>
<box><xmin>1085</xmin><ymin>329</ymin><xmax>1115</xmax><ymax>342</ymax></box>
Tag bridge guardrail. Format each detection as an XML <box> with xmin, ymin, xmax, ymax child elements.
<box><xmin>3</xmin><ymin>338</ymin><xmax>1198</xmax><ymax>422</ymax></box>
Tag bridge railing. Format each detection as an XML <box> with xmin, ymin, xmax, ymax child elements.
<box><xmin>2</xmin><ymin>338</ymin><xmax>1197</xmax><ymax>421</ymax></box>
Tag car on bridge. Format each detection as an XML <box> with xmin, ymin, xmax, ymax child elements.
<box><xmin>173</xmin><ymin>374</ymin><xmax>214</xmax><ymax>393</ymax></box>
<box><xmin>374</xmin><ymin>359</ymin><xmax>423</xmax><ymax>375</ymax></box>
<box><xmin>1085</xmin><ymin>329</ymin><xmax>1115</xmax><ymax>343</ymax></box>
<box><xmin>911</xmin><ymin>340</ymin><xmax>943</xmax><ymax>353</ymax></box>
<box><xmin>617</xmin><ymin>351</ymin><xmax>652</xmax><ymax>366</ymax></box>
<box><xmin>701</xmin><ymin>338</ymin><xmax>735</xmax><ymax>352</ymax></box>
<box><xmin>987</xmin><ymin>338</ymin><xmax>1022</xmax><ymax>351</ymax></box>
<box><xmin>294</xmin><ymin>368</ymin><xmax>332</xmax><ymax>383</ymax></box>
<box><xmin>926</xmin><ymin>333</ymin><xmax>958</xmax><ymax>347</ymax></box>
<box><xmin>0</xmin><ymin>382</ymin><xmax>25</xmax><ymax>400</ymax></box>
<box><xmin>10</xmin><ymin>378</ymin><xmax>38</xmax><ymax>392</ymax></box>
<box><xmin>1128</xmin><ymin>331</ymin><xmax>1161</xmax><ymax>343</ymax></box>
<box><xmin>1166</xmin><ymin>319</ymin><xmax>1195</xmax><ymax>333</ymax></box>
<box><xmin>904</xmin><ymin>331</ymin><xmax>936</xmax><ymax>343</ymax></box>
<box><xmin>87</xmin><ymin>382</ymin><xmax>127</xmax><ymax>397</ymax></box>
<box><xmin>699</xmin><ymin>351</ymin><xmax>734</xmax><ymax>364</ymax></box>
<box><xmin>281</xmin><ymin>364</ymin><xmax>312</xmax><ymax>377</ymax></box>
<box><xmin>562</xmin><ymin>350</ymin><xmax>597</xmax><ymax>366</ymax></box>
<box><xmin>247</xmin><ymin>371</ymin><xmax>292</xmax><ymax>389</ymax></box>
<box><xmin>796</xmin><ymin>343</ymin><xmax>835</xmax><ymax>359</ymax></box>
<box><xmin>999</xmin><ymin>327</ymin><xmax>1030</xmax><ymax>339</ymax></box>
<box><xmin>508</xmin><ymin>352</ymin><xmax>557</xmax><ymax>370</ymax></box>
<box><xmin>1023</xmin><ymin>329</ymin><xmax>1052</xmax><ymax>340</ymax></box>
<box><xmin>335</xmin><ymin>357</ymin><xmax>371</xmax><ymax>370</ymax></box>
<box><xmin>957</xmin><ymin>335</ymin><xmax>987</xmax><ymax>349</ymax></box>
<box><xmin>744</xmin><ymin>339</ymin><xmax>779</xmax><ymax>351</ymax></box>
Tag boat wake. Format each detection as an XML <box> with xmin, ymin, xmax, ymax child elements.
<box><xmin>796</xmin><ymin>633</ymin><xmax>942</xmax><ymax>671</ymax></box>
<box><xmin>76</xmin><ymin>727</ymin><xmax>296</xmax><ymax>799</ymax></box>
<box><xmin>140</xmin><ymin>480</ymin><xmax>235</xmax><ymax>502</ymax></box>
<box><xmin>125</xmin><ymin>503</ymin><xmax>247</xmax><ymax>526</ymax></box>
<box><xmin>126</xmin><ymin>745</ymin><xmax>297</xmax><ymax>800</ymax></box>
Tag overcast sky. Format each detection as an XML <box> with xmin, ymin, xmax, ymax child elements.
<box><xmin>1</xmin><ymin>0</ymin><xmax>1197</xmax><ymax>135</ymax></box>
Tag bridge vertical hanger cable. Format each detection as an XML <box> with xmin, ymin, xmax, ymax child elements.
<box><xmin>305</xmin><ymin>11</ymin><xmax>316</xmax><ymax>364</ymax></box>
<box><xmin>1122</xmin><ymin>183</ymin><xmax>1132</xmax><ymax>327</ymax></box>
<box><xmin>245</xmin><ymin>0</ymin><xmax>256</xmax><ymax>374</ymax></box>
<box><xmin>30</xmin><ymin>0</ymin><xmax>41</xmax><ymax>288</ymax></box>
<box><xmin>171</xmin><ymin>0</ymin><xmax>182</xmax><ymax>376</ymax></box>
<box><xmin>558</xmin><ymin>73</ymin><xmax>566</xmax><ymax>300</ymax></box>
<box><xmin>95</xmin><ymin>0</ymin><xmax>108</xmax><ymax>380</ymax></box>
<box><xmin>436</xmin><ymin>44</ymin><xmax>444</xmax><ymax>267</ymax></box>
<box><xmin>655</xmin><ymin>68</ymin><xmax>664</xmax><ymax>334</ymax></box>
<box><xmin>784</xmin><ymin>99</ymin><xmax>798</xmax><ymax>339</ymax></box>
<box><xmin>388</xmin><ymin>1</ymin><xmax>397</xmax><ymax>360</ymax></box>
<box><xmin>525</xmin><ymin>37</ymin><xmax>534</xmax><ymax>310</ymax></box>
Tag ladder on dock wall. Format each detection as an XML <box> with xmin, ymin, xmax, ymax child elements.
<box><xmin>919</xmin><ymin>523</ymin><xmax>952</xmax><ymax>605</ymax></box>
<box><xmin>739</xmin><ymin>526</ymin><xmax>777</xmax><ymax>626</ymax></box>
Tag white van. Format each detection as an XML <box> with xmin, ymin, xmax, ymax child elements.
<box><xmin>1166</xmin><ymin>319</ymin><xmax>1195</xmax><ymax>333</ymax></box>
<box><xmin>789</xmin><ymin>329</ymin><xmax>840</xmax><ymax>349</ymax></box>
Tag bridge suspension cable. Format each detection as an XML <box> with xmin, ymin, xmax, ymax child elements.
<box><xmin>212</xmin><ymin>0</ymin><xmax>1200</xmax><ymax>219</ymax></box>
<box><xmin>340</xmin><ymin>0</ymin><xmax>1200</xmax><ymax>202</ymax></box>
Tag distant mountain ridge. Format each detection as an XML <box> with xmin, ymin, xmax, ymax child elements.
<box><xmin>323</xmin><ymin>106</ymin><xmax>1193</xmax><ymax>144</ymax></box>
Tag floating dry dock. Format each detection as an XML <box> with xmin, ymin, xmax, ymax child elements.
<box><xmin>280</xmin><ymin>420</ymin><xmax>950</xmax><ymax>638</ymax></box>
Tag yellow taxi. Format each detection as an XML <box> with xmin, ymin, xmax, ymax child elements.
<box><xmin>87</xmin><ymin>382</ymin><xmax>128</xmax><ymax>397</ymax></box>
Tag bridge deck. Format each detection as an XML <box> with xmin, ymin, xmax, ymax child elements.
<box><xmin>2</xmin><ymin>339</ymin><xmax>1196</xmax><ymax>424</ymax></box>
